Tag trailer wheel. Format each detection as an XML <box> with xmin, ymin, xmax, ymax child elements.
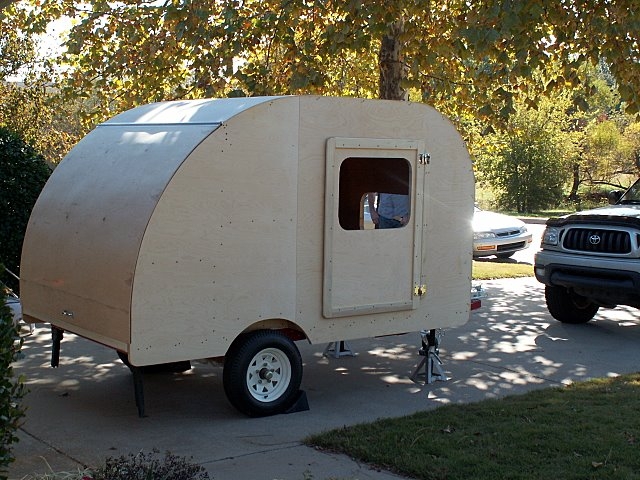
<box><xmin>223</xmin><ymin>330</ymin><xmax>302</xmax><ymax>417</ymax></box>
<box><xmin>545</xmin><ymin>285</ymin><xmax>599</xmax><ymax>324</ymax></box>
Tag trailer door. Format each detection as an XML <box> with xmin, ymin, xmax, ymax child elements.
<box><xmin>323</xmin><ymin>137</ymin><xmax>426</xmax><ymax>318</ymax></box>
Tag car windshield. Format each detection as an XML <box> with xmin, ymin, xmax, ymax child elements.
<box><xmin>618</xmin><ymin>179</ymin><xmax>640</xmax><ymax>204</ymax></box>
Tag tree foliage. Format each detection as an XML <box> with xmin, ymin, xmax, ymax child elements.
<box><xmin>475</xmin><ymin>95</ymin><xmax>573</xmax><ymax>213</ymax></box>
<box><xmin>6</xmin><ymin>0</ymin><xmax>640</xmax><ymax>127</ymax></box>
<box><xmin>1</xmin><ymin>5</ymin><xmax>84</xmax><ymax>163</ymax></box>
<box><xmin>457</xmin><ymin>1</ymin><xmax>640</xmax><ymax>116</ymax></box>
<box><xmin>2</xmin><ymin>0</ymin><xmax>640</xmax><ymax>212</ymax></box>
<box><xmin>576</xmin><ymin>118</ymin><xmax>640</xmax><ymax>189</ymax></box>
<box><xmin>563</xmin><ymin>65</ymin><xmax>640</xmax><ymax>200</ymax></box>
<box><xmin>0</xmin><ymin>285</ymin><xmax>26</xmax><ymax>476</ymax></box>
<box><xmin>0</xmin><ymin>81</ymin><xmax>85</xmax><ymax>164</ymax></box>
<box><xmin>0</xmin><ymin>127</ymin><xmax>51</xmax><ymax>289</ymax></box>
<box><xmin>0</xmin><ymin>8</ymin><xmax>34</xmax><ymax>78</ymax></box>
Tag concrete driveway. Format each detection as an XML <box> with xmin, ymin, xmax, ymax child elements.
<box><xmin>9</xmin><ymin>276</ymin><xmax>640</xmax><ymax>480</ymax></box>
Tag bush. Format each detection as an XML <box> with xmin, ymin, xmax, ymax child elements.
<box><xmin>0</xmin><ymin>282</ymin><xmax>27</xmax><ymax>476</ymax></box>
<box><xmin>90</xmin><ymin>450</ymin><xmax>210</xmax><ymax>480</ymax></box>
<box><xmin>0</xmin><ymin>127</ymin><xmax>51</xmax><ymax>292</ymax></box>
<box><xmin>475</xmin><ymin>95</ymin><xmax>573</xmax><ymax>214</ymax></box>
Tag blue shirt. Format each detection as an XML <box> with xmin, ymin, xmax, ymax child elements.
<box><xmin>377</xmin><ymin>193</ymin><xmax>410</xmax><ymax>219</ymax></box>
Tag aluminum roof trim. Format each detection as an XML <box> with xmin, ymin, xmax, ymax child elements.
<box><xmin>103</xmin><ymin>96</ymin><xmax>286</xmax><ymax>126</ymax></box>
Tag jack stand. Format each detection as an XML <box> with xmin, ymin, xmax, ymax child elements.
<box><xmin>411</xmin><ymin>329</ymin><xmax>448</xmax><ymax>384</ymax></box>
<box><xmin>131</xmin><ymin>366</ymin><xmax>146</xmax><ymax>418</ymax></box>
<box><xmin>323</xmin><ymin>340</ymin><xmax>355</xmax><ymax>358</ymax></box>
<box><xmin>51</xmin><ymin>326</ymin><xmax>64</xmax><ymax>368</ymax></box>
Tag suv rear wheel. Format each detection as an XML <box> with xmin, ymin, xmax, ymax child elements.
<box><xmin>545</xmin><ymin>286</ymin><xmax>599</xmax><ymax>324</ymax></box>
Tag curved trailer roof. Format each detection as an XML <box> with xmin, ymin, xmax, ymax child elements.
<box><xmin>21</xmin><ymin>97</ymin><xmax>282</xmax><ymax>347</ymax></box>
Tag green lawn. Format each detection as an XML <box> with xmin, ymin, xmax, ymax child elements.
<box><xmin>472</xmin><ymin>259</ymin><xmax>533</xmax><ymax>280</ymax></box>
<box><xmin>306</xmin><ymin>374</ymin><xmax>640</xmax><ymax>480</ymax></box>
<box><xmin>306</xmin><ymin>262</ymin><xmax>640</xmax><ymax>480</ymax></box>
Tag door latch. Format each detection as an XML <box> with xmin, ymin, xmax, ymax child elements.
<box><xmin>419</xmin><ymin>153</ymin><xmax>431</xmax><ymax>165</ymax></box>
<box><xmin>414</xmin><ymin>284</ymin><xmax>427</xmax><ymax>297</ymax></box>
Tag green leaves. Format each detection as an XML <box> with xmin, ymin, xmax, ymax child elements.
<box><xmin>0</xmin><ymin>128</ymin><xmax>51</xmax><ymax>287</ymax></box>
<box><xmin>0</xmin><ymin>285</ymin><xmax>26</xmax><ymax>475</ymax></box>
<box><xmin>475</xmin><ymin>94</ymin><xmax>575</xmax><ymax>213</ymax></box>
<box><xmin>3</xmin><ymin>0</ymin><xmax>640</xmax><ymax>131</ymax></box>
<box><xmin>91</xmin><ymin>449</ymin><xmax>210</xmax><ymax>480</ymax></box>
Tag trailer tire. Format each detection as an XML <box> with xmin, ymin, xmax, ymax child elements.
<box><xmin>545</xmin><ymin>285</ymin><xmax>599</xmax><ymax>324</ymax></box>
<box><xmin>223</xmin><ymin>330</ymin><xmax>302</xmax><ymax>417</ymax></box>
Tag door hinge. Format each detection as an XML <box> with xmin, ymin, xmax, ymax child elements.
<box><xmin>414</xmin><ymin>284</ymin><xmax>427</xmax><ymax>297</ymax></box>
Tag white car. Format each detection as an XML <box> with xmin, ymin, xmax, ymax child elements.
<box><xmin>473</xmin><ymin>206</ymin><xmax>533</xmax><ymax>258</ymax></box>
<box><xmin>5</xmin><ymin>294</ymin><xmax>22</xmax><ymax>328</ymax></box>
<box><xmin>2</xmin><ymin>268</ymin><xmax>25</xmax><ymax>330</ymax></box>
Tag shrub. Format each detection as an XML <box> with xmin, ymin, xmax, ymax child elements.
<box><xmin>90</xmin><ymin>450</ymin><xmax>210</xmax><ymax>480</ymax></box>
<box><xmin>0</xmin><ymin>127</ymin><xmax>51</xmax><ymax>292</ymax></box>
<box><xmin>0</xmin><ymin>282</ymin><xmax>27</xmax><ymax>476</ymax></box>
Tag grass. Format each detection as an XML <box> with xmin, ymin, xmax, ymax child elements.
<box><xmin>501</xmin><ymin>209</ymin><xmax>573</xmax><ymax>218</ymax></box>
<box><xmin>306</xmin><ymin>373</ymin><xmax>640</xmax><ymax>480</ymax></box>
<box><xmin>19</xmin><ymin>467</ymin><xmax>93</xmax><ymax>480</ymax></box>
<box><xmin>472</xmin><ymin>259</ymin><xmax>533</xmax><ymax>280</ymax></box>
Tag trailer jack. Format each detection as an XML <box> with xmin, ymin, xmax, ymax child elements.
<box><xmin>51</xmin><ymin>326</ymin><xmax>63</xmax><ymax>367</ymax></box>
<box><xmin>411</xmin><ymin>329</ymin><xmax>448</xmax><ymax>384</ymax></box>
<box><xmin>323</xmin><ymin>340</ymin><xmax>355</xmax><ymax>358</ymax></box>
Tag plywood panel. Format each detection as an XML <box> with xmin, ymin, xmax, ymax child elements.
<box><xmin>21</xmin><ymin>98</ymin><xmax>281</xmax><ymax>348</ymax></box>
<box><xmin>21</xmin><ymin>95</ymin><xmax>473</xmax><ymax>362</ymax></box>
<box><xmin>296</xmin><ymin>97</ymin><xmax>474</xmax><ymax>343</ymax></box>
<box><xmin>20</xmin><ymin>123</ymin><xmax>218</xmax><ymax>345</ymax></box>
<box><xmin>131</xmin><ymin>99</ymin><xmax>299</xmax><ymax>365</ymax></box>
<box><xmin>323</xmin><ymin>138</ymin><xmax>424</xmax><ymax>317</ymax></box>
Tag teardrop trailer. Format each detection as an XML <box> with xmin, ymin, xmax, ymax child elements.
<box><xmin>20</xmin><ymin>95</ymin><xmax>475</xmax><ymax>417</ymax></box>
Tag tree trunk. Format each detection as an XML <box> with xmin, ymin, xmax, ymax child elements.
<box><xmin>568</xmin><ymin>162</ymin><xmax>580</xmax><ymax>201</ymax></box>
<box><xmin>378</xmin><ymin>20</ymin><xmax>407</xmax><ymax>101</ymax></box>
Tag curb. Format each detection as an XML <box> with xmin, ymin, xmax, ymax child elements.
<box><xmin>518</xmin><ymin>217</ymin><xmax>548</xmax><ymax>225</ymax></box>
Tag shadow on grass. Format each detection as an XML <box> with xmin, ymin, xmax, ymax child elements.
<box><xmin>474</xmin><ymin>255</ymin><xmax>531</xmax><ymax>265</ymax></box>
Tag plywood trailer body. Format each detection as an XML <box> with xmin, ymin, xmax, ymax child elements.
<box><xmin>20</xmin><ymin>96</ymin><xmax>474</xmax><ymax>416</ymax></box>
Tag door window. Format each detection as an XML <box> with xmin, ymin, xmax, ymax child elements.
<box><xmin>337</xmin><ymin>156</ymin><xmax>412</xmax><ymax>231</ymax></box>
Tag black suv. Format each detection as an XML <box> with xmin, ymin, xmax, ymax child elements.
<box><xmin>535</xmin><ymin>180</ymin><xmax>640</xmax><ymax>323</ymax></box>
